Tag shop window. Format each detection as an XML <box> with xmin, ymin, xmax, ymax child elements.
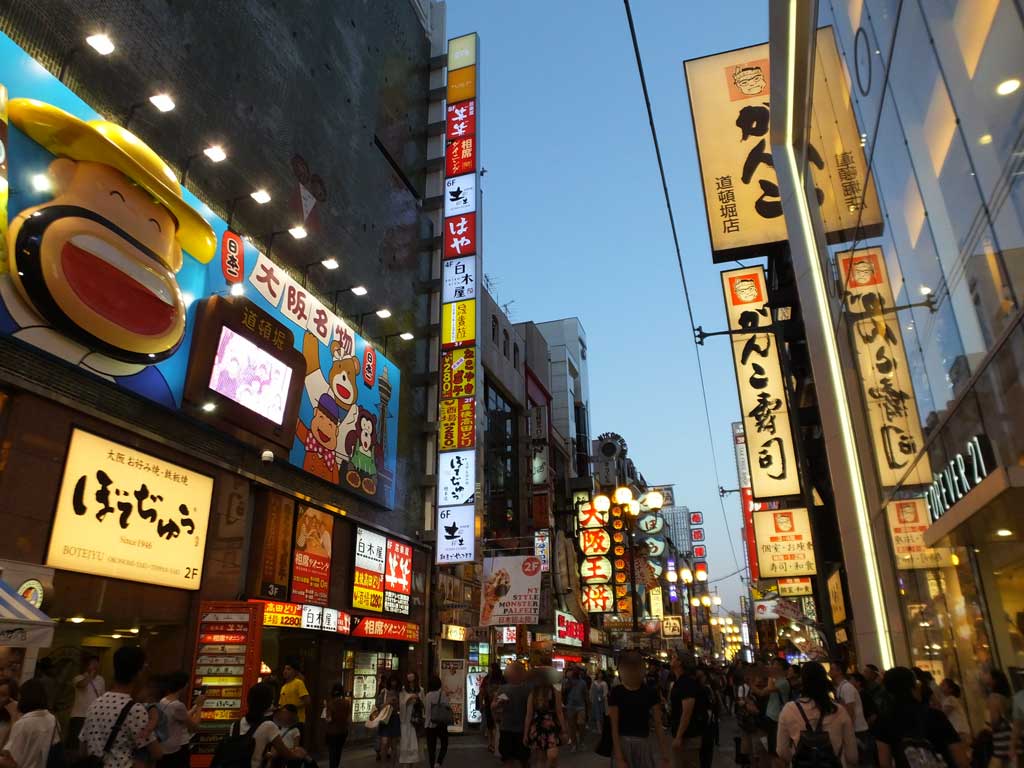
<box><xmin>513</xmin><ymin>343</ymin><xmax>520</xmax><ymax>370</ymax></box>
<box><xmin>491</xmin><ymin>315</ymin><xmax>498</xmax><ymax>343</ymax></box>
<box><xmin>503</xmin><ymin>329</ymin><xmax>509</xmax><ymax>358</ymax></box>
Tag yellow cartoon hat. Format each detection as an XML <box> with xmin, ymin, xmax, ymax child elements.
<box><xmin>9</xmin><ymin>98</ymin><xmax>216</xmax><ymax>264</ymax></box>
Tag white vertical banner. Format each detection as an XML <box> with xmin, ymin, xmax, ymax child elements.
<box><xmin>440</xmin><ymin>659</ymin><xmax>467</xmax><ymax>734</ymax></box>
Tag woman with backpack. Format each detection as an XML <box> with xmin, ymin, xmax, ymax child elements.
<box><xmin>423</xmin><ymin>676</ymin><xmax>450</xmax><ymax>768</ymax></box>
<box><xmin>874</xmin><ymin>667</ymin><xmax>967</xmax><ymax>768</ymax></box>
<box><xmin>224</xmin><ymin>683</ymin><xmax>306</xmax><ymax>768</ymax></box>
<box><xmin>155</xmin><ymin>673</ymin><xmax>203</xmax><ymax>768</ymax></box>
<box><xmin>775</xmin><ymin>661</ymin><xmax>857</xmax><ymax>768</ymax></box>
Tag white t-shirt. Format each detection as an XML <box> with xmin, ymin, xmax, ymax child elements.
<box><xmin>836</xmin><ymin>679</ymin><xmax>868</xmax><ymax>732</ymax></box>
<box><xmin>236</xmin><ymin>716</ymin><xmax>280</xmax><ymax>768</ymax></box>
<box><xmin>158</xmin><ymin>698</ymin><xmax>190</xmax><ymax>753</ymax></box>
<box><xmin>5</xmin><ymin>710</ymin><xmax>58</xmax><ymax>768</ymax></box>
<box><xmin>72</xmin><ymin>674</ymin><xmax>106</xmax><ymax>719</ymax></box>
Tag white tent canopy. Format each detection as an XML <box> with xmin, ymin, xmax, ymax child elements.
<box><xmin>0</xmin><ymin>579</ymin><xmax>54</xmax><ymax>648</ymax></box>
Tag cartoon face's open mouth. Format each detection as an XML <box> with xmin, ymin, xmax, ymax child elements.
<box><xmin>334</xmin><ymin>381</ymin><xmax>352</xmax><ymax>400</ymax></box>
<box><xmin>60</xmin><ymin>234</ymin><xmax>177</xmax><ymax>336</ymax></box>
<box><xmin>316</xmin><ymin>427</ymin><xmax>332</xmax><ymax>443</ymax></box>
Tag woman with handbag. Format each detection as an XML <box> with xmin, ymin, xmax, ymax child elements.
<box><xmin>377</xmin><ymin>677</ymin><xmax>401</xmax><ymax>766</ymax></box>
<box><xmin>423</xmin><ymin>676</ymin><xmax>450</xmax><ymax>768</ymax></box>
<box><xmin>0</xmin><ymin>680</ymin><xmax>59</xmax><ymax>768</ymax></box>
<box><xmin>398</xmin><ymin>674</ymin><xmax>423</xmax><ymax>766</ymax></box>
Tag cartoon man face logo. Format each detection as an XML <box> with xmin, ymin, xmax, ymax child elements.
<box><xmin>850</xmin><ymin>259</ymin><xmax>877</xmax><ymax>286</ymax></box>
<box><xmin>896</xmin><ymin>503</ymin><xmax>917</xmax><ymax>524</ymax></box>
<box><xmin>773</xmin><ymin>512</ymin><xmax>794</xmax><ymax>533</ymax></box>
<box><xmin>733</xmin><ymin>65</ymin><xmax>767</xmax><ymax>95</ymax></box>
<box><xmin>733</xmin><ymin>277</ymin><xmax>760</xmax><ymax>303</ymax></box>
<box><xmin>6</xmin><ymin>100</ymin><xmax>215</xmax><ymax>365</ymax></box>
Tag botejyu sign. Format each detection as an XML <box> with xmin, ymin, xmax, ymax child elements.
<box><xmin>925</xmin><ymin>435</ymin><xmax>993</xmax><ymax>521</ymax></box>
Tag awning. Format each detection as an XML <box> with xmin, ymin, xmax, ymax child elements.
<box><xmin>0</xmin><ymin>579</ymin><xmax>54</xmax><ymax>648</ymax></box>
<box><xmin>923</xmin><ymin>466</ymin><xmax>1024</xmax><ymax>548</ymax></box>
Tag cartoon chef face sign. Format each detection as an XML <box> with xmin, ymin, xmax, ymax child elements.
<box><xmin>733</xmin><ymin>65</ymin><xmax>767</xmax><ymax>96</ymax></box>
<box><xmin>6</xmin><ymin>100</ymin><xmax>215</xmax><ymax>365</ymax></box>
<box><xmin>773</xmin><ymin>512</ymin><xmax>794</xmax><ymax>533</ymax></box>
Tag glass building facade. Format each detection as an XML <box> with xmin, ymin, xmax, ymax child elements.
<box><xmin>775</xmin><ymin>0</ymin><xmax>1023</xmax><ymax>734</ymax></box>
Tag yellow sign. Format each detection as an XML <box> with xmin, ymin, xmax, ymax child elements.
<box><xmin>838</xmin><ymin>247</ymin><xmax>930</xmax><ymax>487</ymax></box>
<box><xmin>886</xmin><ymin>498</ymin><xmax>953</xmax><ymax>570</ymax></box>
<box><xmin>828</xmin><ymin>570</ymin><xmax>846</xmax><ymax>625</ymax></box>
<box><xmin>46</xmin><ymin>429</ymin><xmax>213</xmax><ymax>590</ymax></box>
<box><xmin>352</xmin><ymin>568</ymin><xmax>383</xmax><ymax>612</ymax></box>
<box><xmin>721</xmin><ymin>267</ymin><xmax>800</xmax><ymax>498</ymax></box>
<box><xmin>260</xmin><ymin>601</ymin><xmax>302</xmax><ymax>627</ymax></box>
<box><xmin>752</xmin><ymin>508</ymin><xmax>817</xmax><ymax>577</ymax></box>
<box><xmin>442</xmin><ymin>299</ymin><xmax>476</xmax><ymax>349</ymax></box>
<box><xmin>448</xmin><ymin>34</ymin><xmax>477</xmax><ymax>72</ymax></box>
<box><xmin>447</xmin><ymin>66</ymin><xmax>476</xmax><ymax>103</ymax></box>
<box><xmin>684</xmin><ymin>27</ymin><xmax>881</xmax><ymax>262</ymax></box>
<box><xmin>441</xmin><ymin>623</ymin><xmax>468</xmax><ymax>642</ymax></box>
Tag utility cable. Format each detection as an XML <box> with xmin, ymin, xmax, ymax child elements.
<box><xmin>623</xmin><ymin>0</ymin><xmax>741</xmax><ymax>577</ymax></box>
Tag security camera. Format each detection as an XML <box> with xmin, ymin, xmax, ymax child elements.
<box><xmin>260</xmin><ymin>449</ymin><xmax>274</xmax><ymax>464</ymax></box>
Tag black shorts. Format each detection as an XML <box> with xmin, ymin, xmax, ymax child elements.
<box><xmin>498</xmin><ymin>731</ymin><xmax>529</xmax><ymax>762</ymax></box>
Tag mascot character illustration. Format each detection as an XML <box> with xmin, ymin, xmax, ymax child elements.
<box><xmin>302</xmin><ymin>333</ymin><xmax>360</xmax><ymax>466</ymax></box>
<box><xmin>0</xmin><ymin>100</ymin><xmax>216</xmax><ymax>406</ymax></box>
<box><xmin>344</xmin><ymin>407</ymin><xmax>378</xmax><ymax>494</ymax></box>
<box><xmin>294</xmin><ymin>393</ymin><xmax>341</xmax><ymax>484</ymax></box>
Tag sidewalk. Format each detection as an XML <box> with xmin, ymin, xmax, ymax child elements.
<box><xmin>327</xmin><ymin>715</ymin><xmax>740</xmax><ymax>767</ymax></box>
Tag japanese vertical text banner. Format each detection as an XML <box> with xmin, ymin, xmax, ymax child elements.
<box><xmin>721</xmin><ymin>266</ymin><xmax>801</xmax><ymax>499</ymax></box>
<box><xmin>838</xmin><ymin>247</ymin><xmax>930</xmax><ymax>487</ymax></box>
<box><xmin>684</xmin><ymin>27</ymin><xmax>881</xmax><ymax>263</ymax></box>
<box><xmin>480</xmin><ymin>555</ymin><xmax>542</xmax><ymax>626</ymax></box>
<box><xmin>436</xmin><ymin>33</ymin><xmax>482</xmax><ymax>565</ymax></box>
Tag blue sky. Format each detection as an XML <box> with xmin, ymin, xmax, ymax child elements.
<box><xmin>445</xmin><ymin>1</ymin><xmax>773</xmax><ymax>612</ymax></box>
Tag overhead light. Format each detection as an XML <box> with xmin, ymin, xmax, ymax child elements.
<box><xmin>110</xmin><ymin>633</ymin><xmax>122</xmax><ymax>639</ymax></box>
<box><xmin>130</xmin><ymin>628</ymin><xmax>139</xmax><ymax>634</ymax></box>
<box><xmin>149</xmin><ymin>93</ymin><xmax>175</xmax><ymax>112</ymax></box>
<box><xmin>679</xmin><ymin>567</ymin><xmax>693</xmax><ymax>584</ymax></box>
<box><xmin>592</xmin><ymin>495</ymin><xmax>611</xmax><ymax>513</ymax></box>
<box><xmin>230</xmin><ymin>283</ymin><xmax>245</xmax><ymax>297</ymax></box>
<box><xmin>351</xmin><ymin>285</ymin><xmax>368</xmax><ymax>296</ymax></box>
<box><xmin>696</xmin><ymin>569</ymin><xmax>708</xmax><ymax>582</ymax></box>
<box><xmin>666</xmin><ymin>570</ymin><xmax>678</xmax><ymax>583</ymax></box>
<box><xmin>919</xmin><ymin>285</ymin><xmax>933</xmax><ymax>296</ymax></box>
<box><xmin>613</xmin><ymin>487</ymin><xmax>633</xmax><ymax>505</ymax></box>
<box><xmin>713</xmin><ymin>595</ymin><xmax>722</xmax><ymax>606</ymax></box>
<box><xmin>951</xmin><ymin>553</ymin><xmax>960</xmax><ymax>566</ymax></box>
<box><xmin>289</xmin><ymin>225</ymin><xmax>307</xmax><ymax>239</ymax></box>
<box><xmin>85</xmin><ymin>33</ymin><xmax>115</xmax><ymax>55</ymax></box>
<box><xmin>691</xmin><ymin>597</ymin><xmax>701</xmax><ymax>607</ymax></box>
<box><xmin>201</xmin><ymin>402</ymin><xmax>216</xmax><ymax>413</ymax></box>
<box><xmin>375</xmin><ymin>308</ymin><xmax>391</xmax><ymax>319</ymax></box>
<box><xmin>69</xmin><ymin>616</ymin><xmax>86</xmax><ymax>624</ymax></box>
<box><xmin>203</xmin><ymin>144</ymin><xmax>227</xmax><ymax>163</ymax></box>
<box><xmin>399</xmin><ymin>332</ymin><xmax>414</xmax><ymax>341</ymax></box>
<box><xmin>321</xmin><ymin>257</ymin><xmax>340</xmax><ymax>270</ymax></box>
<box><xmin>31</xmin><ymin>173</ymin><xmax>52</xmax><ymax>192</ymax></box>
<box><xmin>979</xmin><ymin>134</ymin><xmax>993</xmax><ymax>145</ymax></box>
<box><xmin>250</xmin><ymin>189</ymin><xmax>271</xmax><ymax>204</ymax></box>
<box><xmin>996</xmin><ymin>528</ymin><xmax>1013</xmax><ymax>537</ymax></box>
<box><xmin>996</xmin><ymin>78</ymin><xmax>1020</xmax><ymax>96</ymax></box>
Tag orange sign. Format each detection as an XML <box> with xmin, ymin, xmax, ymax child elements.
<box><xmin>259</xmin><ymin>601</ymin><xmax>302</xmax><ymax>627</ymax></box>
<box><xmin>447</xmin><ymin>66</ymin><xmax>476</xmax><ymax>102</ymax></box>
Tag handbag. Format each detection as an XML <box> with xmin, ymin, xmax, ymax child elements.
<box><xmin>365</xmin><ymin>704</ymin><xmax>393</xmax><ymax>730</ymax></box>
<box><xmin>430</xmin><ymin>693</ymin><xmax>453</xmax><ymax>727</ymax></box>
<box><xmin>595</xmin><ymin>715</ymin><xmax>613</xmax><ymax>757</ymax></box>
<box><xmin>46</xmin><ymin>719</ymin><xmax>67</xmax><ymax>768</ymax></box>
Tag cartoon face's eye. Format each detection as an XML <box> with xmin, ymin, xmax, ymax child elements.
<box><xmin>110</xmin><ymin>190</ymin><xmax>126</xmax><ymax>203</ymax></box>
<box><xmin>148</xmin><ymin>218</ymin><xmax>162</xmax><ymax>232</ymax></box>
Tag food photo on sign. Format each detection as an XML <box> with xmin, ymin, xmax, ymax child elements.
<box><xmin>0</xmin><ymin>31</ymin><xmax>401</xmax><ymax>509</ymax></box>
<box><xmin>479</xmin><ymin>556</ymin><xmax>542</xmax><ymax>627</ymax></box>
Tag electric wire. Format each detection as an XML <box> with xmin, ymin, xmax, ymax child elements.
<box><xmin>623</xmin><ymin>0</ymin><xmax>742</xmax><ymax>578</ymax></box>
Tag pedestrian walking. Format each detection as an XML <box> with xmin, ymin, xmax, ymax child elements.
<box><xmin>0</xmin><ymin>679</ymin><xmax>58</xmax><ymax>768</ymax></box>
<box><xmin>480</xmin><ymin>665</ymin><xmax>503</xmax><ymax>755</ymax></box>
<box><xmin>830</xmin><ymin>663</ymin><xmax>870</xmax><ymax>764</ymax></box>
<box><xmin>377</xmin><ymin>677</ymin><xmax>401</xmax><ymax>766</ymax></box>
<box><xmin>608</xmin><ymin>649</ymin><xmax>670</xmax><ymax>768</ymax></box>
<box><xmin>589</xmin><ymin>671</ymin><xmax>608</xmax><ymax>734</ymax></box>
<box><xmin>276</xmin><ymin>661</ymin><xmax>310</xmax><ymax>740</ymax></box>
<box><xmin>423</xmin><ymin>676</ymin><xmax>450</xmax><ymax>768</ymax></box>
<box><xmin>874</xmin><ymin>667</ymin><xmax>967</xmax><ymax>768</ymax></box>
<box><xmin>324</xmin><ymin>685</ymin><xmax>351</xmax><ymax>768</ymax></box>
<box><xmin>492</xmin><ymin>662</ymin><xmax>531</xmax><ymax>768</ymax></box>
<box><xmin>397</xmin><ymin>673</ymin><xmax>423</xmax><ymax>765</ymax></box>
<box><xmin>561</xmin><ymin>669</ymin><xmax>588</xmax><ymax>751</ymax></box>
<box><xmin>523</xmin><ymin>670</ymin><xmax>567</xmax><ymax>768</ymax></box>
<box><xmin>775</xmin><ymin>661</ymin><xmax>855</xmax><ymax>768</ymax></box>
<box><xmin>155</xmin><ymin>672</ymin><xmax>203</xmax><ymax>768</ymax></box>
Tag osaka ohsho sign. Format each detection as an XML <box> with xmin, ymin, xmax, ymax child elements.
<box><xmin>684</xmin><ymin>27</ymin><xmax>881</xmax><ymax>262</ymax></box>
<box><xmin>480</xmin><ymin>556</ymin><xmax>541</xmax><ymax>626</ymax></box>
<box><xmin>721</xmin><ymin>267</ymin><xmax>800</xmax><ymax>499</ymax></box>
<box><xmin>47</xmin><ymin>430</ymin><xmax>213</xmax><ymax>590</ymax></box>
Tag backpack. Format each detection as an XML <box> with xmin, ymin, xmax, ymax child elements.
<box><xmin>791</xmin><ymin>702</ymin><xmax>842</xmax><ymax>768</ymax></box>
<box><xmin>430</xmin><ymin>693</ymin><xmax>453</xmax><ymax>727</ymax></box>
<box><xmin>210</xmin><ymin>717</ymin><xmax>270</xmax><ymax>768</ymax></box>
<box><xmin>893</xmin><ymin>712</ymin><xmax>948</xmax><ymax>768</ymax></box>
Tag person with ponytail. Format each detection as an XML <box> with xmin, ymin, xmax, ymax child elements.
<box><xmin>775</xmin><ymin>661</ymin><xmax>857</xmax><ymax>767</ymax></box>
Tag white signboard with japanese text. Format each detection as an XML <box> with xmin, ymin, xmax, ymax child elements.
<box><xmin>480</xmin><ymin>556</ymin><xmax>542</xmax><ymax>627</ymax></box>
<box><xmin>886</xmin><ymin>499</ymin><xmax>953</xmax><ymax>570</ymax></box>
<box><xmin>440</xmin><ymin>659</ymin><xmax>467</xmax><ymax>734</ymax></box>
<box><xmin>721</xmin><ymin>267</ymin><xmax>801</xmax><ymax>499</ymax></box>
<box><xmin>442</xmin><ymin>257</ymin><xmax>477</xmax><ymax>303</ymax></box>
<box><xmin>752</xmin><ymin>508</ymin><xmax>817</xmax><ymax>577</ymax></box>
<box><xmin>684</xmin><ymin>27</ymin><xmax>881</xmax><ymax>262</ymax></box>
<box><xmin>438</xmin><ymin>450</ymin><xmax>475</xmax><ymax>506</ymax></box>
<box><xmin>436</xmin><ymin>505</ymin><xmax>476</xmax><ymax>564</ymax></box>
<box><xmin>47</xmin><ymin>429</ymin><xmax>213</xmax><ymax>590</ymax></box>
<box><xmin>444</xmin><ymin>174</ymin><xmax>477</xmax><ymax>216</ymax></box>
<box><xmin>354</xmin><ymin>528</ymin><xmax>387</xmax><ymax>573</ymax></box>
<box><xmin>838</xmin><ymin>247</ymin><xmax>931</xmax><ymax>487</ymax></box>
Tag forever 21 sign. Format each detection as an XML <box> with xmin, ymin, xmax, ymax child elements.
<box><xmin>925</xmin><ymin>435</ymin><xmax>993</xmax><ymax>522</ymax></box>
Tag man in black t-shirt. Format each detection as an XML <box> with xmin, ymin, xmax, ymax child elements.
<box><xmin>669</xmin><ymin>655</ymin><xmax>703</xmax><ymax>768</ymax></box>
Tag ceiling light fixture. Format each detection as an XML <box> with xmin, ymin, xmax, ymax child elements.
<box><xmin>288</xmin><ymin>225</ymin><xmax>307</xmax><ymax>239</ymax></box>
<box><xmin>996</xmin><ymin>528</ymin><xmax>1013</xmax><ymax>537</ymax></box>
<box><xmin>351</xmin><ymin>285</ymin><xmax>368</xmax><ymax>296</ymax></box>
<box><xmin>250</xmin><ymin>189</ymin><xmax>271</xmax><ymax>204</ymax></box>
<box><xmin>201</xmin><ymin>402</ymin><xmax>216</xmax><ymax>413</ymax></box>
<box><xmin>996</xmin><ymin>78</ymin><xmax>1021</xmax><ymax>96</ymax></box>
<box><xmin>979</xmin><ymin>134</ymin><xmax>993</xmax><ymax>145</ymax></box>
<box><xmin>85</xmin><ymin>33</ymin><xmax>115</xmax><ymax>55</ymax></box>
<box><xmin>203</xmin><ymin>144</ymin><xmax>227</xmax><ymax>163</ymax></box>
<box><xmin>321</xmin><ymin>257</ymin><xmax>339</xmax><ymax>270</ymax></box>
<box><xmin>399</xmin><ymin>332</ymin><xmax>414</xmax><ymax>341</ymax></box>
<box><xmin>149</xmin><ymin>93</ymin><xmax>175</xmax><ymax>112</ymax></box>
<box><xmin>375</xmin><ymin>308</ymin><xmax>392</xmax><ymax>319</ymax></box>
<box><xmin>69</xmin><ymin>616</ymin><xmax>86</xmax><ymax>624</ymax></box>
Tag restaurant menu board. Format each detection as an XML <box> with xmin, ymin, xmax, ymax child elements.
<box><xmin>352</xmin><ymin>527</ymin><xmax>412</xmax><ymax>616</ymax></box>
<box><xmin>190</xmin><ymin>602</ymin><xmax>263</xmax><ymax>765</ymax></box>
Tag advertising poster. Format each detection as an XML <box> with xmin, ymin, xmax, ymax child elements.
<box><xmin>480</xmin><ymin>556</ymin><xmax>542</xmax><ymax>626</ymax></box>
<box><xmin>438</xmin><ymin>450</ymin><xmax>475</xmax><ymax>506</ymax></box>
<box><xmin>753</xmin><ymin>508</ymin><xmax>817</xmax><ymax>577</ymax></box>
<box><xmin>466</xmin><ymin>665</ymin><xmax>486</xmax><ymax>725</ymax></box>
<box><xmin>886</xmin><ymin>499</ymin><xmax>953</xmax><ymax>570</ymax></box>
<box><xmin>352</xmin><ymin>528</ymin><xmax>412</xmax><ymax>616</ymax></box>
<box><xmin>439</xmin><ymin>397</ymin><xmax>476</xmax><ymax>451</ymax></box>
<box><xmin>291</xmin><ymin>506</ymin><xmax>332</xmax><ymax>605</ymax></box>
<box><xmin>441</xmin><ymin>299</ymin><xmax>476</xmax><ymax>349</ymax></box>
<box><xmin>439</xmin><ymin>659</ymin><xmax>467</xmax><ymax>734</ymax></box>
<box><xmin>0</xmin><ymin>31</ymin><xmax>401</xmax><ymax>509</ymax></box>
<box><xmin>440</xmin><ymin>348</ymin><xmax>476</xmax><ymax>399</ymax></box>
<box><xmin>47</xmin><ymin>429</ymin><xmax>213</xmax><ymax>590</ymax></box>
<box><xmin>435</xmin><ymin>504</ymin><xmax>476</xmax><ymax>564</ymax></box>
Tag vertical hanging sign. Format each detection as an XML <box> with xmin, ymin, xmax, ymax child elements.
<box><xmin>436</xmin><ymin>34</ymin><xmax>481</xmax><ymax>565</ymax></box>
<box><xmin>721</xmin><ymin>266</ymin><xmax>801</xmax><ymax>499</ymax></box>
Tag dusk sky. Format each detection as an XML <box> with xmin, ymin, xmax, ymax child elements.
<box><xmin>446</xmin><ymin>1</ymin><xmax>774</xmax><ymax>611</ymax></box>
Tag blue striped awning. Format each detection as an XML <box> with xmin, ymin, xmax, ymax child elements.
<box><xmin>0</xmin><ymin>579</ymin><xmax>54</xmax><ymax>647</ymax></box>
